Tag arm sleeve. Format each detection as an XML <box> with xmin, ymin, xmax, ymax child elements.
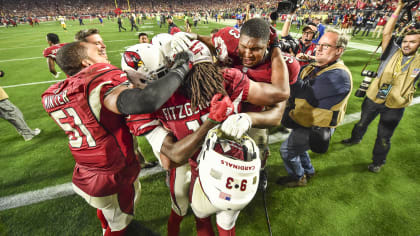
<box><xmin>116</xmin><ymin>68</ymin><xmax>186</xmax><ymax>115</ymax></box>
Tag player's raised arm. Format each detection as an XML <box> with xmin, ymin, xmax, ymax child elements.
<box><xmin>105</xmin><ymin>53</ymin><xmax>192</xmax><ymax>115</ymax></box>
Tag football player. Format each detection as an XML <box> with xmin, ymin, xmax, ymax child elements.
<box><xmin>75</xmin><ymin>28</ymin><xmax>108</xmax><ymax>61</ymax></box>
<box><xmin>125</xmin><ymin>41</ymin><xmax>286</xmax><ymax>235</ymax></box>
<box><xmin>192</xmin><ymin>127</ymin><xmax>261</xmax><ymax>236</ymax></box>
<box><xmin>41</xmin><ymin>41</ymin><xmax>196</xmax><ymax>236</ymax></box>
<box><xmin>58</xmin><ymin>16</ymin><xmax>67</xmax><ymax>31</ymax></box>
<box><xmin>43</xmin><ymin>33</ymin><xmax>66</xmax><ymax>78</ymax></box>
<box><xmin>171</xmin><ymin>18</ymin><xmax>299</xmax><ymax>187</ymax></box>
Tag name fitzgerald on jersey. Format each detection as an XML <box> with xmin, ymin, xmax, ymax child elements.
<box><xmin>43</xmin><ymin>90</ymin><xmax>70</xmax><ymax>109</ymax></box>
<box><xmin>161</xmin><ymin>102</ymin><xmax>209</xmax><ymax>121</ymax></box>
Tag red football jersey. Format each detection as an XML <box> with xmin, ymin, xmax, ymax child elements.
<box><xmin>42</xmin><ymin>63</ymin><xmax>140</xmax><ymax>197</ymax></box>
<box><xmin>126</xmin><ymin>67</ymin><xmax>250</xmax><ymax>168</ymax></box>
<box><xmin>212</xmin><ymin>27</ymin><xmax>241</xmax><ymax>66</ymax></box>
<box><xmin>234</xmin><ymin>53</ymin><xmax>300</xmax><ymax>112</ymax></box>
<box><xmin>234</xmin><ymin>52</ymin><xmax>299</xmax><ymax>85</ymax></box>
<box><xmin>43</xmin><ymin>43</ymin><xmax>67</xmax><ymax>59</ymax></box>
<box><xmin>213</xmin><ymin>27</ymin><xmax>299</xmax><ymax>85</ymax></box>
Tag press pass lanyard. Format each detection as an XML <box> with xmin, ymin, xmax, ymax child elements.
<box><xmin>393</xmin><ymin>51</ymin><xmax>415</xmax><ymax>78</ymax></box>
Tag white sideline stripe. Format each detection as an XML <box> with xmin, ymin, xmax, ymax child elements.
<box><xmin>268</xmin><ymin>96</ymin><xmax>420</xmax><ymax>144</ymax></box>
<box><xmin>2</xmin><ymin>80</ymin><xmax>62</xmax><ymax>88</ymax></box>
<box><xmin>0</xmin><ymin>165</ymin><xmax>165</xmax><ymax>211</ymax></box>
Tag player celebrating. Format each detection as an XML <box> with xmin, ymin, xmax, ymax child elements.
<box><xmin>42</xmin><ymin>41</ymin><xmax>196</xmax><ymax>236</ymax></box>
<box><xmin>43</xmin><ymin>33</ymin><xmax>66</xmax><ymax>78</ymax></box>
<box><xmin>172</xmin><ymin>18</ymin><xmax>298</xmax><ymax>188</ymax></box>
<box><xmin>125</xmin><ymin>40</ymin><xmax>286</xmax><ymax>235</ymax></box>
<box><xmin>75</xmin><ymin>28</ymin><xmax>108</xmax><ymax>61</ymax></box>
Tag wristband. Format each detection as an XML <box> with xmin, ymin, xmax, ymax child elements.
<box><xmin>391</xmin><ymin>14</ymin><xmax>398</xmax><ymax>19</ymax></box>
<box><xmin>207</xmin><ymin>117</ymin><xmax>220</xmax><ymax>124</ymax></box>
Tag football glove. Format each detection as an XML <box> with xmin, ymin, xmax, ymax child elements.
<box><xmin>125</xmin><ymin>69</ymin><xmax>149</xmax><ymax>89</ymax></box>
<box><xmin>207</xmin><ymin>93</ymin><xmax>234</xmax><ymax>124</ymax></box>
<box><xmin>171</xmin><ymin>32</ymin><xmax>195</xmax><ymax>54</ymax></box>
<box><xmin>221</xmin><ymin>113</ymin><xmax>252</xmax><ymax>139</ymax></box>
<box><xmin>53</xmin><ymin>72</ymin><xmax>61</xmax><ymax>79</ymax></box>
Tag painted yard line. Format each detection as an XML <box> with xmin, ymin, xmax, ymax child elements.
<box><xmin>0</xmin><ymin>166</ymin><xmax>165</xmax><ymax>211</ymax></box>
<box><xmin>0</xmin><ymin>49</ymin><xmax>124</xmax><ymax>64</ymax></box>
<box><xmin>0</xmin><ymin>56</ymin><xmax>43</xmax><ymax>63</ymax></box>
<box><xmin>2</xmin><ymin>80</ymin><xmax>63</xmax><ymax>88</ymax></box>
<box><xmin>1</xmin><ymin>97</ymin><xmax>419</xmax><ymax>211</ymax></box>
<box><xmin>0</xmin><ymin>45</ymin><xmax>43</xmax><ymax>51</ymax></box>
<box><xmin>0</xmin><ymin>39</ymin><xmax>137</xmax><ymax>52</ymax></box>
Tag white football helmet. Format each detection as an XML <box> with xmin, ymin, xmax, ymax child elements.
<box><xmin>189</xmin><ymin>40</ymin><xmax>213</xmax><ymax>65</ymax></box>
<box><xmin>121</xmin><ymin>43</ymin><xmax>169</xmax><ymax>82</ymax></box>
<box><xmin>197</xmin><ymin>127</ymin><xmax>261</xmax><ymax>211</ymax></box>
<box><xmin>213</xmin><ymin>36</ymin><xmax>230</xmax><ymax>64</ymax></box>
<box><xmin>151</xmin><ymin>33</ymin><xmax>174</xmax><ymax>62</ymax></box>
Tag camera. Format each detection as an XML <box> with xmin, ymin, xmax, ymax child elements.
<box><xmin>361</xmin><ymin>70</ymin><xmax>377</xmax><ymax>78</ymax></box>
<box><xmin>276</xmin><ymin>0</ymin><xmax>304</xmax><ymax>13</ymax></box>
<box><xmin>278</xmin><ymin>38</ymin><xmax>300</xmax><ymax>55</ymax></box>
<box><xmin>354</xmin><ymin>70</ymin><xmax>377</xmax><ymax>97</ymax></box>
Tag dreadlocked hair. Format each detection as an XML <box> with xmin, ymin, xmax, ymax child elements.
<box><xmin>183</xmin><ymin>62</ymin><xmax>227</xmax><ymax>110</ymax></box>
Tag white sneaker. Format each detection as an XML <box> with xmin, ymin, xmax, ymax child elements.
<box><xmin>24</xmin><ymin>128</ymin><xmax>41</xmax><ymax>141</ymax></box>
<box><xmin>33</xmin><ymin>128</ymin><xmax>41</xmax><ymax>136</ymax></box>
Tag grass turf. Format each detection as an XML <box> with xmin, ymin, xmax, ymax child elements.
<box><xmin>0</xmin><ymin>19</ymin><xmax>419</xmax><ymax>235</ymax></box>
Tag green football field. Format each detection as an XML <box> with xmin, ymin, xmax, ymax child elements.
<box><xmin>0</xmin><ymin>18</ymin><xmax>419</xmax><ymax>235</ymax></box>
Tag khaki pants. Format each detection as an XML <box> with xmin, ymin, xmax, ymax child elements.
<box><xmin>372</xmin><ymin>25</ymin><xmax>384</xmax><ymax>38</ymax></box>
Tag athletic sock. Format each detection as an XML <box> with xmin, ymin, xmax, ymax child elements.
<box><xmin>168</xmin><ymin>209</ymin><xmax>184</xmax><ymax>236</ymax></box>
<box><xmin>217</xmin><ymin>224</ymin><xmax>235</xmax><ymax>236</ymax></box>
<box><xmin>97</xmin><ymin>209</ymin><xmax>108</xmax><ymax>232</ymax></box>
<box><xmin>104</xmin><ymin>227</ymin><xmax>126</xmax><ymax>236</ymax></box>
<box><xmin>195</xmin><ymin>216</ymin><xmax>215</xmax><ymax>236</ymax></box>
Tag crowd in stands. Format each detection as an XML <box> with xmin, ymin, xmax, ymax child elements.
<box><xmin>1</xmin><ymin>0</ymin><xmax>414</xmax><ymax>24</ymax></box>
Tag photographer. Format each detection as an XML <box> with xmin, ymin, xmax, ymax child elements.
<box><xmin>0</xmin><ymin>70</ymin><xmax>41</xmax><ymax>141</ymax></box>
<box><xmin>281</xmin><ymin>9</ymin><xmax>317</xmax><ymax>66</ymax></box>
<box><xmin>342</xmin><ymin>0</ymin><xmax>420</xmax><ymax>173</ymax></box>
<box><xmin>278</xmin><ymin>28</ymin><xmax>352</xmax><ymax>187</ymax></box>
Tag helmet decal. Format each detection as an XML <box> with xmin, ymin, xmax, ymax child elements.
<box><xmin>123</xmin><ymin>51</ymin><xmax>143</xmax><ymax>71</ymax></box>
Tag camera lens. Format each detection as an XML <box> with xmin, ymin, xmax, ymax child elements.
<box><xmin>355</xmin><ymin>76</ymin><xmax>373</xmax><ymax>97</ymax></box>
